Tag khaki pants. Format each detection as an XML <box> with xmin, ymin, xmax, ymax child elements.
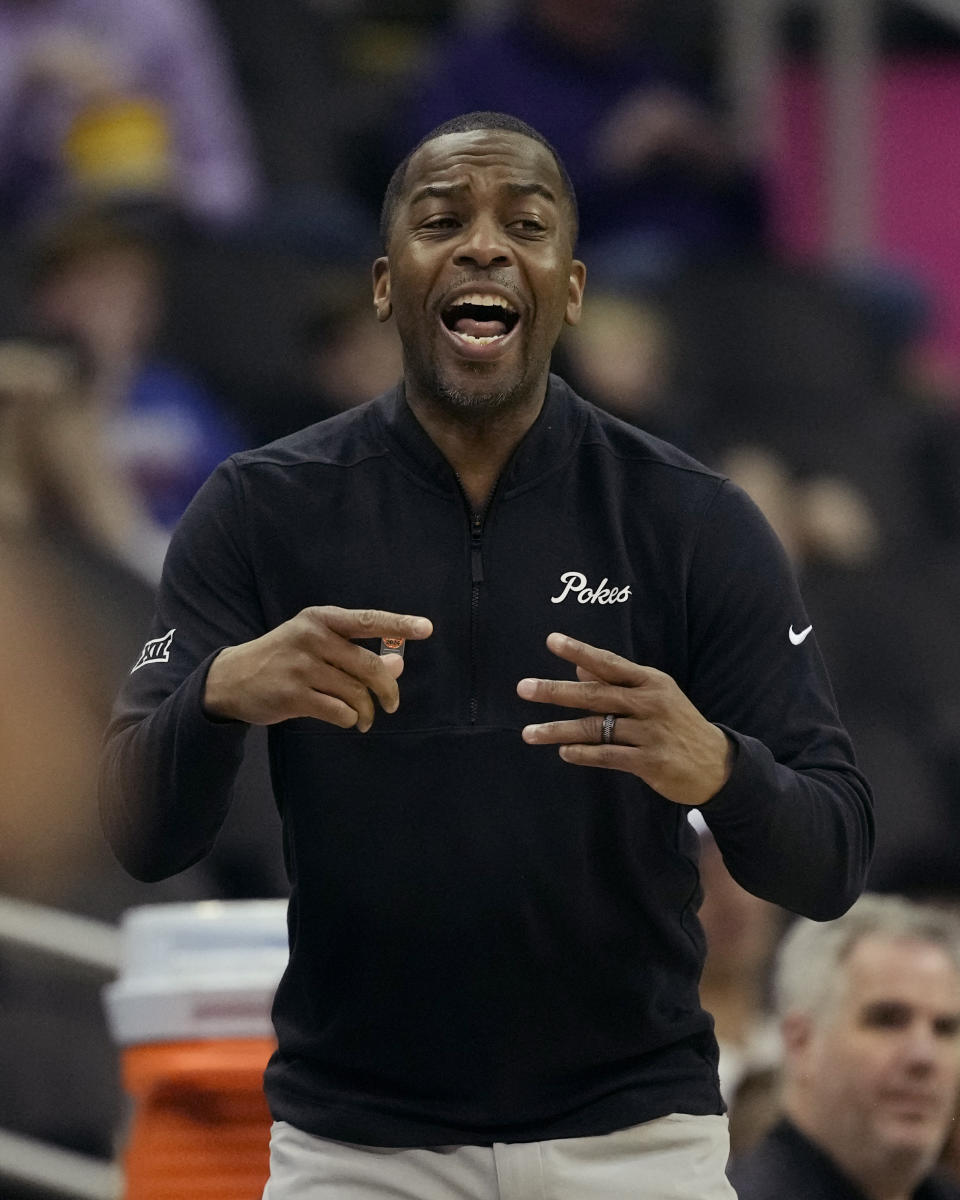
<box><xmin>262</xmin><ymin>1113</ymin><xmax>739</xmax><ymax>1199</ymax></box>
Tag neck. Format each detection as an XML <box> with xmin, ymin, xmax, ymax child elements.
<box><xmin>785</xmin><ymin>1108</ymin><xmax>929</xmax><ymax>1200</ymax></box>
<box><xmin>845</xmin><ymin>1162</ymin><xmax>921</xmax><ymax>1200</ymax></box>
<box><xmin>405</xmin><ymin>377</ymin><xmax>548</xmax><ymax>512</ymax></box>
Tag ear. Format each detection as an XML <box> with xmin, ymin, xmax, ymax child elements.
<box><xmin>781</xmin><ymin>1011</ymin><xmax>815</xmax><ymax>1070</ymax></box>
<box><xmin>372</xmin><ymin>257</ymin><xmax>392</xmax><ymax>322</ymax></box>
<box><xmin>564</xmin><ymin>259</ymin><xmax>586</xmax><ymax>327</ymax></box>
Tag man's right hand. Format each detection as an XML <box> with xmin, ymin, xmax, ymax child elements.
<box><xmin>203</xmin><ymin>606</ymin><xmax>433</xmax><ymax>731</ymax></box>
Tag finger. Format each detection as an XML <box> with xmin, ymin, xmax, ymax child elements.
<box><xmin>545</xmin><ymin>631</ymin><xmax>651</xmax><ymax>687</ymax></box>
<box><xmin>380</xmin><ymin>652</ymin><xmax>405</xmax><ymax>680</ymax></box>
<box><xmin>516</xmin><ymin>676</ymin><xmax>625</xmax><ymax>712</ymax></box>
<box><xmin>299</xmin><ymin>611</ymin><xmax>426</xmax><ymax>712</ymax></box>
<box><xmin>282</xmin><ymin>679</ymin><xmax>362</xmax><ymax>730</ymax></box>
<box><xmin>557</xmin><ymin>744</ymin><xmax>639</xmax><ymax>771</ymax></box>
<box><xmin>522</xmin><ymin>714</ymin><xmax>609</xmax><ymax>745</ymax></box>
<box><xmin>575</xmin><ymin>665</ymin><xmax>601</xmax><ymax>683</ymax></box>
<box><xmin>302</xmin><ymin>661</ymin><xmax>378</xmax><ymax>731</ymax></box>
<box><xmin>301</xmin><ymin>693</ymin><xmax>362</xmax><ymax>729</ymax></box>
<box><xmin>298</xmin><ymin>635</ymin><xmax>400</xmax><ymax>714</ymax></box>
<box><xmin>318</xmin><ymin>607</ymin><xmax>433</xmax><ymax>643</ymax></box>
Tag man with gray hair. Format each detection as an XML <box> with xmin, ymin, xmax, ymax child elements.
<box><xmin>729</xmin><ymin>893</ymin><xmax>960</xmax><ymax>1200</ymax></box>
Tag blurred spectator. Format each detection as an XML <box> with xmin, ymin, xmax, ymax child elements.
<box><xmin>297</xmin><ymin>271</ymin><xmax>403</xmax><ymax>414</ymax></box>
<box><xmin>900</xmin><ymin>353</ymin><xmax>960</xmax><ymax>551</ymax></box>
<box><xmin>0</xmin><ymin>329</ymin><xmax>165</xmax><ymax>582</ymax></box>
<box><xmin>648</xmin><ymin>256</ymin><xmax>960</xmax><ymax>894</ymax></box>
<box><xmin>0</xmin><ymin>0</ymin><xmax>260</xmax><ymax>234</ymax></box>
<box><xmin>204</xmin><ymin>0</ymin><xmax>382</xmax><ymax>262</ymax></box>
<box><xmin>0</xmin><ymin>330</ymin><xmax>167</xmax><ymax>888</ymax></box>
<box><xmin>719</xmin><ymin>444</ymin><xmax>883</xmax><ymax>572</ymax></box>
<box><xmin>28</xmin><ymin>209</ymin><xmax>246</xmax><ymax>546</ymax></box>
<box><xmin>392</xmin><ymin>0</ymin><xmax>765</xmax><ymax>287</ymax></box>
<box><xmin>0</xmin><ymin>331</ymin><xmax>184</xmax><ymax>1159</ymax></box>
<box><xmin>658</xmin><ymin>259</ymin><xmax>901</xmax><ymax>530</ymax></box>
<box><xmin>556</xmin><ymin>285</ymin><xmax>694</xmax><ymax>449</ymax></box>
<box><xmin>0</xmin><ymin>331</ymin><xmax>284</xmax><ymax>1166</ymax></box>
<box><xmin>268</xmin><ymin>267</ymin><xmax>403</xmax><ymax>439</ymax></box>
<box><xmin>728</xmin><ymin>894</ymin><xmax>960</xmax><ymax>1200</ymax></box>
<box><xmin>0</xmin><ymin>540</ymin><xmax>118</xmax><ymax>901</ymax></box>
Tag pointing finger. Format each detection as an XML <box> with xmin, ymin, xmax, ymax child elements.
<box><xmin>317</xmin><ymin>607</ymin><xmax>433</xmax><ymax>642</ymax></box>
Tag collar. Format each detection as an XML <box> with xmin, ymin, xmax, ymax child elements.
<box><xmin>370</xmin><ymin>374</ymin><xmax>588</xmax><ymax>501</ymax></box>
<box><xmin>771</xmin><ymin>1119</ymin><xmax>958</xmax><ymax>1200</ymax></box>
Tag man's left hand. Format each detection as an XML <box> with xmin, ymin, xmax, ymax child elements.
<box><xmin>517</xmin><ymin>632</ymin><xmax>734</xmax><ymax>807</ymax></box>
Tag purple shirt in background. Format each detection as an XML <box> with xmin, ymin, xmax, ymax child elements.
<box><xmin>0</xmin><ymin>0</ymin><xmax>260</xmax><ymax>230</ymax></box>
<box><xmin>398</xmin><ymin>18</ymin><xmax>764</xmax><ymax>279</ymax></box>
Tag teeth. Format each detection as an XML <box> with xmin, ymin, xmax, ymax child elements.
<box><xmin>448</xmin><ymin>293</ymin><xmax>517</xmax><ymax>313</ymax></box>
<box><xmin>455</xmin><ymin>333</ymin><xmax>504</xmax><ymax>344</ymax></box>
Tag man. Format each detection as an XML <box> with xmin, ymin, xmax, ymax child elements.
<box><xmin>729</xmin><ymin>894</ymin><xmax>960</xmax><ymax>1200</ymax></box>
<box><xmin>99</xmin><ymin>112</ymin><xmax>873</xmax><ymax>1198</ymax></box>
<box><xmin>28</xmin><ymin>210</ymin><xmax>245</xmax><ymax>545</ymax></box>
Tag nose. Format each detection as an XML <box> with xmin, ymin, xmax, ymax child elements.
<box><xmin>453</xmin><ymin>215</ymin><xmax>511</xmax><ymax>270</ymax></box>
<box><xmin>902</xmin><ymin>1023</ymin><xmax>944</xmax><ymax>1074</ymax></box>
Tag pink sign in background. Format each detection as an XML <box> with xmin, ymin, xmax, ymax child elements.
<box><xmin>770</xmin><ymin>56</ymin><xmax>960</xmax><ymax>380</ymax></box>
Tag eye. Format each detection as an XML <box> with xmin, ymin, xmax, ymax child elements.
<box><xmin>421</xmin><ymin>216</ymin><xmax>460</xmax><ymax>232</ymax></box>
<box><xmin>861</xmin><ymin>1002</ymin><xmax>912</xmax><ymax>1030</ymax></box>
<box><xmin>511</xmin><ymin>217</ymin><xmax>547</xmax><ymax>235</ymax></box>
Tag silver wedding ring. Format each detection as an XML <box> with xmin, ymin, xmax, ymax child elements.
<box><xmin>601</xmin><ymin>713</ymin><xmax>617</xmax><ymax>745</ymax></box>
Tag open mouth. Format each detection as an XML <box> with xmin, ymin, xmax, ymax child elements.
<box><xmin>441</xmin><ymin>292</ymin><xmax>521</xmax><ymax>346</ymax></box>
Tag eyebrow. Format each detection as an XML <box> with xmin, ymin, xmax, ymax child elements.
<box><xmin>506</xmin><ymin>182</ymin><xmax>558</xmax><ymax>204</ymax></box>
<box><xmin>408</xmin><ymin>181</ymin><xmax>559</xmax><ymax>206</ymax></box>
<box><xmin>409</xmin><ymin>183</ymin><xmax>468</xmax><ymax>206</ymax></box>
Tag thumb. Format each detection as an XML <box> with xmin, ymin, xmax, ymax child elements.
<box><xmin>381</xmin><ymin>652</ymin><xmax>405</xmax><ymax>679</ymax></box>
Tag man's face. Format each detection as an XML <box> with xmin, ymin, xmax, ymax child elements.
<box><xmin>789</xmin><ymin>935</ymin><xmax>960</xmax><ymax>1180</ymax></box>
<box><xmin>373</xmin><ymin>129</ymin><xmax>585</xmax><ymax>414</ymax></box>
<box><xmin>34</xmin><ymin>248</ymin><xmax>160</xmax><ymax>364</ymax></box>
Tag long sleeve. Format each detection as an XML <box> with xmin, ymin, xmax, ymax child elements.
<box><xmin>98</xmin><ymin>458</ymin><xmax>263</xmax><ymax>880</ymax></box>
<box><xmin>685</xmin><ymin>480</ymin><xmax>874</xmax><ymax>919</ymax></box>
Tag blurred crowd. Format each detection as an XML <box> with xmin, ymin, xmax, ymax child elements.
<box><xmin>1</xmin><ymin>0</ymin><xmax>960</xmax><ymax>1193</ymax></box>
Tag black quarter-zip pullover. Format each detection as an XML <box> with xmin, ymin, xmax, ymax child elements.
<box><xmin>100</xmin><ymin>377</ymin><xmax>873</xmax><ymax>1146</ymax></box>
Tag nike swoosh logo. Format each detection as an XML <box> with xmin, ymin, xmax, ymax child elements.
<box><xmin>789</xmin><ymin>624</ymin><xmax>813</xmax><ymax>645</ymax></box>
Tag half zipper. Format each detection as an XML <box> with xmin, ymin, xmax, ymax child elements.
<box><xmin>469</xmin><ymin>509</ymin><xmax>483</xmax><ymax>724</ymax></box>
<box><xmin>456</xmin><ymin>476</ymin><xmax>492</xmax><ymax>725</ymax></box>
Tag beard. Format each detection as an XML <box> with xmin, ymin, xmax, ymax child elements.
<box><xmin>435</xmin><ymin>377</ymin><xmax>516</xmax><ymax>411</ymax></box>
<box><xmin>401</xmin><ymin>338</ymin><xmax>536</xmax><ymax>416</ymax></box>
